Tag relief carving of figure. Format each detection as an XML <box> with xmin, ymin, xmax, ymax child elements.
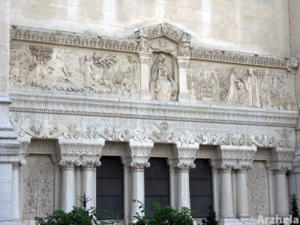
<box><xmin>225</xmin><ymin>69</ymin><xmax>239</xmax><ymax>105</ymax></box>
<box><xmin>150</xmin><ymin>53</ymin><xmax>177</xmax><ymax>101</ymax></box>
<box><xmin>244</xmin><ymin>68</ymin><xmax>262</xmax><ymax>107</ymax></box>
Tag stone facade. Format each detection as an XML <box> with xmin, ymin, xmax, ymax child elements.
<box><xmin>1</xmin><ymin>1</ymin><xmax>300</xmax><ymax>225</ymax></box>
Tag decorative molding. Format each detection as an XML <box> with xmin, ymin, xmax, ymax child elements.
<box><xmin>9</xmin><ymin>92</ymin><xmax>298</xmax><ymax>128</ymax></box>
<box><xmin>11</xmin><ymin>26</ymin><xmax>139</xmax><ymax>53</ymax></box>
<box><xmin>190</xmin><ymin>47</ymin><xmax>298</xmax><ymax>71</ymax></box>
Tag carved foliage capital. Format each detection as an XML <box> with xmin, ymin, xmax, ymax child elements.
<box><xmin>177</xmin><ymin>56</ymin><xmax>190</xmax><ymax>69</ymax></box>
<box><xmin>218</xmin><ymin>145</ymin><xmax>257</xmax><ymax>169</ymax></box>
<box><xmin>128</xmin><ymin>140</ymin><xmax>153</xmax><ymax>169</ymax></box>
<box><xmin>271</xmin><ymin>148</ymin><xmax>294</xmax><ymax>172</ymax></box>
<box><xmin>174</xmin><ymin>143</ymin><xmax>199</xmax><ymax>170</ymax></box>
<box><xmin>286</xmin><ymin>57</ymin><xmax>299</xmax><ymax>73</ymax></box>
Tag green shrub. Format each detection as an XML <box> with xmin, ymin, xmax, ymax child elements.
<box><xmin>131</xmin><ymin>202</ymin><xmax>194</xmax><ymax>225</ymax></box>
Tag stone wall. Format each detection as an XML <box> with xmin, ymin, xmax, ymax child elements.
<box><xmin>10</xmin><ymin>0</ymin><xmax>290</xmax><ymax>56</ymax></box>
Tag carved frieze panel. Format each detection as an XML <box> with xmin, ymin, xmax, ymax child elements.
<box><xmin>9</xmin><ymin>42</ymin><xmax>140</xmax><ymax>97</ymax></box>
<box><xmin>22</xmin><ymin>154</ymin><xmax>55</xmax><ymax>219</ymax></box>
<box><xmin>187</xmin><ymin>60</ymin><xmax>297</xmax><ymax>110</ymax></box>
<box><xmin>247</xmin><ymin>161</ymin><xmax>269</xmax><ymax>217</ymax></box>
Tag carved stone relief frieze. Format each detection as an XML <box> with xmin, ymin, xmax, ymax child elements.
<box><xmin>187</xmin><ymin>61</ymin><xmax>297</xmax><ymax>110</ymax></box>
<box><xmin>247</xmin><ymin>161</ymin><xmax>269</xmax><ymax>217</ymax></box>
<box><xmin>22</xmin><ymin>155</ymin><xmax>55</xmax><ymax>219</ymax></box>
<box><xmin>9</xmin><ymin>43</ymin><xmax>140</xmax><ymax>97</ymax></box>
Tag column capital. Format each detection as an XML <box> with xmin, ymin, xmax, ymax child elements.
<box><xmin>217</xmin><ymin>145</ymin><xmax>257</xmax><ymax>169</ymax></box>
<box><xmin>58</xmin><ymin>139</ymin><xmax>104</xmax><ymax>167</ymax></box>
<box><xmin>172</xmin><ymin>143</ymin><xmax>198</xmax><ymax>170</ymax></box>
<box><xmin>177</xmin><ymin>56</ymin><xmax>190</xmax><ymax>69</ymax></box>
<box><xmin>139</xmin><ymin>52</ymin><xmax>153</xmax><ymax>64</ymax></box>
<box><xmin>271</xmin><ymin>148</ymin><xmax>293</xmax><ymax>172</ymax></box>
<box><xmin>128</xmin><ymin>140</ymin><xmax>153</xmax><ymax>169</ymax></box>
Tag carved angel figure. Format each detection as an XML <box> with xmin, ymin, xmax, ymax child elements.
<box><xmin>150</xmin><ymin>53</ymin><xmax>177</xmax><ymax>101</ymax></box>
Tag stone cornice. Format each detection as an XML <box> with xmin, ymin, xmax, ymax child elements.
<box><xmin>11</xmin><ymin>26</ymin><xmax>139</xmax><ymax>53</ymax></box>
<box><xmin>10</xmin><ymin>25</ymin><xmax>298</xmax><ymax>71</ymax></box>
<box><xmin>9</xmin><ymin>92</ymin><xmax>298</xmax><ymax>128</ymax></box>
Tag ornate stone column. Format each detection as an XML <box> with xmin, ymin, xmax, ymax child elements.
<box><xmin>173</xmin><ymin>143</ymin><xmax>198</xmax><ymax>210</ymax></box>
<box><xmin>266</xmin><ymin>162</ymin><xmax>275</xmax><ymax>216</ymax></box>
<box><xmin>177</xmin><ymin>56</ymin><xmax>192</xmax><ymax>102</ymax></box>
<box><xmin>128</xmin><ymin>140</ymin><xmax>153</xmax><ymax>220</ymax></box>
<box><xmin>271</xmin><ymin>148</ymin><xmax>293</xmax><ymax>217</ymax></box>
<box><xmin>81</xmin><ymin>141</ymin><xmax>104</xmax><ymax>209</ymax></box>
<box><xmin>139</xmin><ymin>52</ymin><xmax>152</xmax><ymax>100</ymax></box>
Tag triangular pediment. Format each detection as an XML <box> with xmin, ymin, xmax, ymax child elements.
<box><xmin>135</xmin><ymin>23</ymin><xmax>191</xmax><ymax>44</ymax></box>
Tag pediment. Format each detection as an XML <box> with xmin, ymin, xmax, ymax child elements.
<box><xmin>135</xmin><ymin>23</ymin><xmax>191</xmax><ymax>56</ymax></box>
<box><xmin>135</xmin><ymin>23</ymin><xmax>191</xmax><ymax>44</ymax></box>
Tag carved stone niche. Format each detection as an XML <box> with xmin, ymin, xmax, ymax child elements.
<box><xmin>135</xmin><ymin>23</ymin><xmax>192</xmax><ymax>101</ymax></box>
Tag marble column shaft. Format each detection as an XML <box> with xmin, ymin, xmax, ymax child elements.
<box><xmin>177</xmin><ymin>168</ymin><xmax>191</xmax><ymax>209</ymax></box>
<box><xmin>275</xmin><ymin>170</ymin><xmax>289</xmax><ymax>217</ymax></box>
<box><xmin>236</xmin><ymin>169</ymin><xmax>249</xmax><ymax>218</ymax></box>
<box><xmin>61</xmin><ymin>164</ymin><xmax>76</xmax><ymax>212</ymax></box>
<box><xmin>220</xmin><ymin>168</ymin><xmax>234</xmax><ymax>218</ymax></box>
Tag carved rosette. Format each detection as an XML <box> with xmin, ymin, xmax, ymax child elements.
<box><xmin>128</xmin><ymin>140</ymin><xmax>154</xmax><ymax>169</ymax></box>
<box><xmin>271</xmin><ymin>148</ymin><xmax>294</xmax><ymax>172</ymax></box>
<box><xmin>286</xmin><ymin>57</ymin><xmax>299</xmax><ymax>73</ymax></box>
<box><xmin>217</xmin><ymin>145</ymin><xmax>257</xmax><ymax>170</ymax></box>
<box><xmin>173</xmin><ymin>143</ymin><xmax>199</xmax><ymax>170</ymax></box>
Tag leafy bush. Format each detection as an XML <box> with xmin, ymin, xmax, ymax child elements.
<box><xmin>206</xmin><ymin>206</ymin><xmax>217</xmax><ymax>225</ymax></box>
<box><xmin>131</xmin><ymin>202</ymin><xmax>194</xmax><ymax>225</ymax></box>
<box><xmin>35</xmin><ymin>194</ymin><xmax>116</xmax><ymax>225</ymax></box>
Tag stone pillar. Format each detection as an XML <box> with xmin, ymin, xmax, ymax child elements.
<box><xmin>12</xmin><ymin>162</ymin><xmax>22</xmax><ymax>220</ymax></box>
<box><xmin>139</xmin><ymin>52</ymin><xmax>152</xmax><ymax>100</ymax></box>
<box><xmin>128</xmin><ymin>140</ymin><xmax>153</xmax><ymax>220</ymax></box>
<box><xmin>173</xmin><ymin>143</ymin><xmax>198</xmax><ymax>210</ymax></box>
<box><xmin>210</xmin><ymin>160</ymin><xmax>220</xmax><ymax>220</ymax></box>
<box><xmin>82</xmin><ymin>164</ymin><xmax>97</xmax><ymax>209</ymax></box>
<box><xmin>220</xmin><ymin>167</ymin><xmax>234</xmax><ymax>219</ymax></box>
<box><xmin>167</xmin><ymin>159</ymin><xmax>177</xmax><ymax>209</ymax></box>
<box><xmin>274</xmin><ymin>170</ymin><xmax>289</xmax><ymax>217</ymax></box>
<box><xmin>60</xmin><ymin>161</ymin><xmax>77</xmax><ymax>212</ymax></box>
<box><xmin>177</xmin><ymin>56</ymin><xmax>192</xmax><ymax>102</ymax></box>
<box><xmin>266</xmin><ymin>163</ymin><xmax>275</xmax><ymax>216</ymax></box>
<box><xmin>0</xmin><ymin>0</ymin><xmax>21</xmax><ymax>222</ymax></box>
<box><xmin>271</xmin><ymin>148</ymin><xmax>293</xmax><ymax>217</ymax></box>
<box><xmin>236</xmin><ymin>168</ymin><xmax>249</xmax><ymax>218</ymax></box>
<box><xmin>54</xmin><ymin>164</ymin><xmax>61</xmax><ymax>210</ymax></box>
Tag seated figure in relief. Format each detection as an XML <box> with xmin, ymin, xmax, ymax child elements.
<box><xmin>150</xmin><ymin>53</ymin><xmax>177</xmax><ymax>101</ymax></box>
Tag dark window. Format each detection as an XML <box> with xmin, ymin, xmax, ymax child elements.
<box><xmin>190</xmin><ymin>159</ymin><xmax>213</xmax><ymax>218</ymax></box>
<box><xmin>96</xmin><ymin>156</ymin><xmax>123</xmax><ymax>219</ymax></box>
<box><xmin>145</xmin><ymin>158</ymin><xmax>170</xmax><ymax>216</ymax></box>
